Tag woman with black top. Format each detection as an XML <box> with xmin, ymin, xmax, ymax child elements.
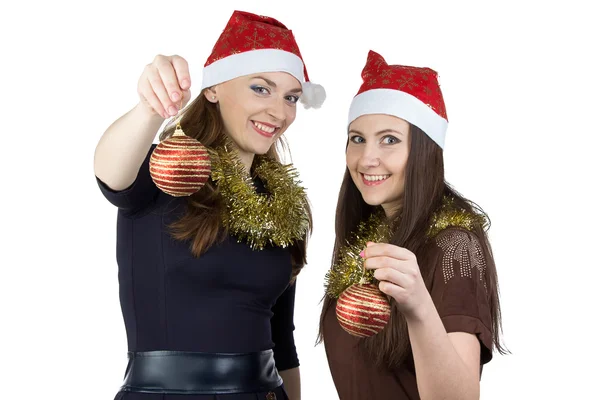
<box><xmin>94</xmin><ymin>10</ymin><xmax>325</xmax><ymax>400</ymax></box>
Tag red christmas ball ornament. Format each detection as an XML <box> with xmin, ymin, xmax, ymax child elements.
<box><xmin>336</xmin><ymin>283</ymin><xmax>391</xmax><ymax>338</ymax></box>
<box><xmin>149</xmin><ymin>124</ymin><xmax>211</xmax><ymax>197</ymax></box>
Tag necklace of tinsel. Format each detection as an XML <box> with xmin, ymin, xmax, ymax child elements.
<box><xmin>325</xmin><ymin>196</ymin><xmax>488</xmax><ymax>338</ymax></box>
<box><xmin>325</xmin><ymin>196</ymin><xmax>488</xmax><ymax>298</ymax></box>
<box><xmin>208</xmin><ymin>144</ymin><xmax>310</xmax><ymax>251</ymax></box>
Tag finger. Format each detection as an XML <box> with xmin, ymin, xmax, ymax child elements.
<box><xmin>367</xmin><ymin>258</ymin><xmax>417</xmax><ymax>277</ymax></box>
<box><xmin>146</xmin><ymin>65</ymin><xmax>177</xmax><ymax>116</ymax></box>
<box><xmin>373</xmin><ymin>267</ymin><xmax>407</xmax><ymax>287</ymax></box>
<box><xmin>156</xmin><ymin>56</ymin><xmax>185</xmax><ymax>105</ymax></box>
<box><xmin>378</xmin><ymin>280</ymin><xmax>405</xmax><ymax>299</ymax></box>
<box><xmin>178</xmin><ymin>88</ymin><xmax>192</xmax><ymax>109</ymax></box>
<box><xmin>170</xmin><ymin>55</ymin><xmax>191</xmax><ymax>91</ymax></box>
<box><xmin>364</xmin><ymin>243</ymin><xmax>415</xmax><ymax>261</ymax></box>
<box><xmin>139</xmin><ymin>77</ymin><xmax>167</xmax><ymax>119</ymax></box>
<box><xmin>364</xmin><ymin>256</ymin><xmax>401</xmax><ymax>270</ymax></box>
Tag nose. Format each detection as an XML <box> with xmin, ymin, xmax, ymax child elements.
<box><xmin>358</xmin><ymin>143</ymin><xmax>381</xmax><ymax>169</ymax></box>
<box><xmin>267</xmin><ymin>96</ymin><xmax>286</xmax><ymax>122</ymax></box>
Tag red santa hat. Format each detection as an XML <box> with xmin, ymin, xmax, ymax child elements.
<box><xmin>200</xmin><ymin>10</ymin><xmax>326</xmax><ymax>109</ymax></box>
<box><xmin>348</xmin><ymin>50</ymin><xmax>448</xmax><ymax>149</ymax></box>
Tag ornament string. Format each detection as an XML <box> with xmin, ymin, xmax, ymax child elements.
<box><xmin>174</xmin><ymin>97</ymin><xmax>184</xmax><ymax>135</ymax></box>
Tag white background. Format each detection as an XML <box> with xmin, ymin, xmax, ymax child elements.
<box><xmin>1</xmin><ymin>0</ymin><xmax>599</xmax><ymax>398</ymax></box>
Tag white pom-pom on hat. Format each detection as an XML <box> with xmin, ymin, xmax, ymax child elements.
<box><xmin>300</xmin><ymin>82</ymin><xmax>326</xmax><ymax>109</ymax></box>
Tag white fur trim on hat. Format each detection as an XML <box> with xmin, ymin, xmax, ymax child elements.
<box><xmin>348</xmin><ymin>88</ymin><xmax>448</xmax><ymax>149</ymax></box>
<box><xmin>200</xmin><ymin>49</ymin><xmax>305</xmax><ymax>90</ymax></box>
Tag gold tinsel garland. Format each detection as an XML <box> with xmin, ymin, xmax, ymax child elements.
<box><xmin>324</xmin><ymin>196</ymin><xmax>488</xmax><ymax>298</ymax></box>
<box><xmin>427</xmin><ymin>195</ymin><xmax>489</xmax><ymax>238</ymax></box>
<box><xmin>324</xmin><ymin>209</ymin><xmax>391</xmax><ymax>298</ymax></box>
<box><xmin>209</xmin><ymin>145</ymin><xmax>310</xmax><ymax>250</ymax></box>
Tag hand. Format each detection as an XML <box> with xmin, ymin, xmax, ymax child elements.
<box><xmin>363</xmin><ymin>241</ymin><xmax>431</xmax><ymax>321</ymax></box>
<box><xmin>137</xmin><ymin>54</ymin><xmax>192</xmax><ymax>119</ymax></box>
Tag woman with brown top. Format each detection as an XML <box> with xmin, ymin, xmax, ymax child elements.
<box><xmin>319</xmin><ymin>50</ymin><xmax>506</xmax><ymax>400</ymax></box>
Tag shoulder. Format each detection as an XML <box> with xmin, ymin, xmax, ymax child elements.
<box><xmin>424</xmin><ymin>197</ymin><xmax>490</xmax><ymax>284</ymax></box>
<box><xmin>427</xmin><ymin>195</ymin><xmax>489</xmax><ymax>238</ymax></box>
<box><xmin>433</xmin><ymin>227</ymin><xmax>483</xmax><ymax>251</ymax></box>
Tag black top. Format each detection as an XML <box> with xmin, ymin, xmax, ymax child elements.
<box><xmin>96</xmin><ymin>145</ymin><xmax>299</xmax><ymax>372</ymax></box>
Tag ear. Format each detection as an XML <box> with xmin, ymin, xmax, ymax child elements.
<box><xmin>203</xmin><ymin>87</ymin><xmax>218</xmax><ymax>103</ymax></box>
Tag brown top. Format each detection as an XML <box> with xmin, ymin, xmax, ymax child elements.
<box><xmin>323</xmin><ymin>228</ymin><xmax>493</xmax><ymax>400</ymax></box>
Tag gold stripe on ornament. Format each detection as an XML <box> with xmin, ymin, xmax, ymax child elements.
<box><xmin>153</xmin><ymin>180</ymin><xmax>208</xmax><ymax>187</ymax></box>
<box><xmin>336</xmin><ymin>308</ymin><xmax>370</xmax><ymax>321</ymax></box>
<box><xmin>340</xmin><ymin>325</ymin><xmax>379</xmax><ymax>337</ymax></box>
<box><xmin>150</xmin><ymin>170</ymin><xmax>210</xmax><ymax>176</ymax></box>
<box><xmin>336</xmin><ymin>302</ymin><xmax>391</xmax><ymax>315</ymax></box>
<box><xmin>162</xmin><ymin>136</ymin><xmax>195</xmax><ymax>141</ymax></box>
<box><xmin>154</xmin><ymin>178</ymin><xmax>205</xmax><ymax>185</ymax></box>
<box><xmin>150</xmin><ymin>170</ymin><xmax>210</xmax><ymax>178</ymax></box>
<box><xmin>338</xmin><ymin>323</ymin><xmax>381</xmax><ymax>335</ymax></box>
<box><xmin>161</xmin><ymin>190</ymin><xmax>195</xmax><ymax>196</ymax></box>
<box><xmin>153</xmin><ymin>149</ymin><xmax>207</xmax><ymax>154</ymax></box>
<box><xmin>151</xmin><ymin>153</ymin><xmax>209</xmax><ymax>160</ymax></box>
<box><xmin>154</xmin><ymin>182</ymin><xmax>205</xmax><ymax>190</ymax></box>
<box><xmin>151</xmin><ymin>160</ymin><xmax>209</xmax><ymax>166</ymax></box>
<box><xmin>348</xmin><ymin>285</ymin><xmax>382</xmax><ymax>295</ymax></box>
<box><xmin>151</xmin><ymin>164</ymin><xmax>211</xmax><ymax>170</ymax></box>
<box><xmin>151</xmin><ymin>163</ymin><xmax>210</xmax><ymax>169</ymax></box>
<box><xmin>159</xmin><ymin>139</ymin><xmax>202</xmax><ymax>145</ymax></box>
<box><xmin>342</xmin><ymin>296</ymin><xmax>388</xmax><ymax>309</ymax></box>
<box><xmin>337</xmin><ymin>318</ymin><xmax>383</xmax><ymax>335</ymax></box>
<box><xmin>152</xmin><ymin>151</ymin><xmax>209</xmax><ymax>157</ymax></box>
<box><xmin>339</xmin><ymin>295</ymin><xmax>389</xmax><ymax>310</ymax></box>
<box><xmin>156</xmin><ymin>146</ymin><xmax>205</xmax><ymax>152</ymax></box>
<box><xmin>151</xmin><ymin>163</ymin><xmax>211</xmax><ymax>168</ymax></box>
<box><xmin>152</xmin><ymin>178</ymin><xmax>210</xmax><ymax>185</ymax></box>
<box><xmin>160</xmin><ymin>136</ymin><xmax>196</xmax><ymax>141</ymax></box>
<box><xmin>342</xmin><ymin>291</ymin><xmax>388</xmax><ymax>307</ymax></box>
<box><xmin>336</xmin><ymin>313</ymin><xmax>387</xmax><ymax>330</ymax></box>
<box><xmin>341</xmin><ymin>289</ymin><xmax>386</xmax><ymax>301</ymax></box>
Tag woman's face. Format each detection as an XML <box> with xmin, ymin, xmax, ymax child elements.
<box><xmin>346</xmin><ymin>114</ymin><xmax>411</xmax><ymax>216</ymax></box>
<box><xmin>206</xmin><ymin>71</ymin><xmax>302</xmax><ymax>156</ymax></box>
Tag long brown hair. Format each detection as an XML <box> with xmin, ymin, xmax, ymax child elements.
<box><xmin>318</xmin><ymin>124</ymin><xmax>506</xmax><ymax>367</ymax></box>
<box><xmin>160</xmin><ymin>91</ymin><xmax>312</xmax><ymax>278</ymax></box>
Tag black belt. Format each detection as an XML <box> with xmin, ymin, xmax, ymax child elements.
<box><xmin>120</xmin><ymin>350</ymin><xmax>282</xmax><ymax>394</ymax></box>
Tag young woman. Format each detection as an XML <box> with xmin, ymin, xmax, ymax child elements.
<box><xmin>94</xmin><ymin>10</ymin><xmax>325</xmax><ymax>400</ymax></box>
<box><xmin>319</xmin><ymin>50</ymin><xmax>505</xmax><ymax>400</ymax></box>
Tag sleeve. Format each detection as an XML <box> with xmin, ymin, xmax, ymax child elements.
<box><xmin>96</xmin><ymin>144</ymin><xmax>159</xmax><ymax>215</ymax></box>
<box><xmin>270</xmin><ymin>280</ymin><xmax>300</xmax><ymax>371</ymax></box>
<box><xmin>429</xmin><ymin>228</ymin><xmax>494</xmax><ymax>364</ymax></box>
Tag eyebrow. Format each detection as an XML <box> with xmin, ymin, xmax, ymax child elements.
<box><xmin>348</xmin><ymin>128</ymin><xmax>406</xmax><ymax>136</ymax></box>
<box><xmin>251</xmin><ymin>75</ymin><xmax>303</xmax><ymax>93</ymax></box>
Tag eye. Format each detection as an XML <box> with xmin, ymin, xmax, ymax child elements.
<box><xmin>285</xmin><ymin>95</ymin><xmax>300</xmax><ymax>104</ymax></box>
<box><xmin>251</xmin><ymin>85</ymin><xmax>270</xmax><ymax>95</ymax></box>
<box><xmin>349</xmin><ymin>135</ymin><xmax>365</xmax><ymax>144</ymax></box>
<box><xmin>382</xmin><ymin>135</ymin><xmax>400</xmax><ymax>145</ymax></box>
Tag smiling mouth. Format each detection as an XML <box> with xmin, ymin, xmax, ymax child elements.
<box><xmin>361</xmin><ymin>173</ymin><xmax>391</xmax><ymax>186</ymax></box>
<box><xmin>251</xmin><ymin>120</ymin><xmax>280</xmax><ymax>137</ymax></box>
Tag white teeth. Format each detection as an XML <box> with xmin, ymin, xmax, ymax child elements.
<box><xmin>253</xmin><ymin>121</ymin><xmax>276</xmax><ymax>133</ymax></box>
<box><xmin>363</xmin><ymin>174</ymin><xmax>390</xmax><ymax>182</ymax></box>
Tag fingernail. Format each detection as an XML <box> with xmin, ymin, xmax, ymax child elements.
<box><xmin>181</xmin><ymin>79</ymin><xmax>190</xmax><ymax>89</ymax></box>
<box><xmin>359</xmin><ymin>250</ymin><xmax>365</xmax><ymax>258</ymax></box>
<box><xmin>171</xmin><ymin>92</ymin><xmax>180</xmax><ymax>102</ymax></box>
<box><xmin>168</xmin><ymin>106</ymin><xmax>177</xmax><ymax>115</ymax></box>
